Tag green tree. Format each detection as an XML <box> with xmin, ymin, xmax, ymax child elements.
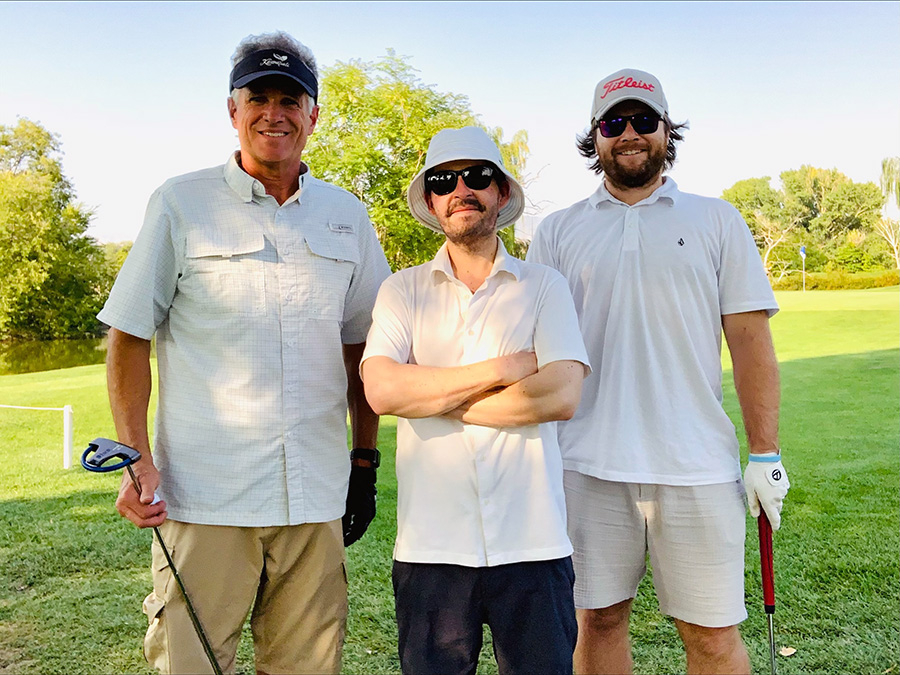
<box><xmin>103</xmin><ymin>240</ymin><xmax>133</xmax><ymax>278</ymax></box>
<box><xmin>723</xmin><ymin>167</ymin><xmax>886</xmax><ymax>274</ymax></box>
<box><xmin>780</xmin><ymin>166</ymin><xmax>884</xmax><ymax>248</ymax></box>
<box><xmin>304</xmin><ymin>53</ymin><xmax>530</xmax><ymax>270</ymax></box>
<box><xmin>0</xmin><ymin>118</ymin><xmax>110</xmax><ymax>340</ymax></box>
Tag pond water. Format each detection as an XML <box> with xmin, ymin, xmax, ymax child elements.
<box><xmin>0</xmin><ymin>338</ymin><xmax>109</xmax><ymax>376</ymax></box>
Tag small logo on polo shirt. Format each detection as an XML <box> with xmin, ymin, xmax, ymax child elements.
<box><xmin>678</xmin><ymin>238</ymin><xmax>685</xmax><ymax>246</ymax></box>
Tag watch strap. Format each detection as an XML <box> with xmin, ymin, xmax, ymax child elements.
<box><xmin>350</xmin><ymin>447</ymin><xmax>381</xmax><ymax>469</ymax></box>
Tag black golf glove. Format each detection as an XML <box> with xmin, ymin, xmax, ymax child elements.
<box><xmin>342</xmin><ymin>464</ymin><xmax>377</xmax><ymax>547</ymax></box>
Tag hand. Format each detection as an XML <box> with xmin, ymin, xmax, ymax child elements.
<box><xmin>743</xmin><ymin>453</ymin><xmax>790</xmax><ymax>530</ymax></box>
<box><xmin>495</xmin><ymin>351</ymin><xmax>538</xmax><ymax>387</ymax></box>
<box><xmin>342</xmin><ymin>465</ymin><xmax>377</xmax><ymax>546</ymax></box>
<box><xmin>115</xmin><ymin>459</ymin><xmax>167</xmax><ymax>529</ymax></box>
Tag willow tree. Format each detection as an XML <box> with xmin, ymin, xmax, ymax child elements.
<box><xmin>877</xmin><ymin>157</ymin><xmax>900</xmax><ymax>268</ymax></box>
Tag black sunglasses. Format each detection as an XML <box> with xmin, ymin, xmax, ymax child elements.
<box><xmin>424</xmin><ymin>164</ymin><xmax>497</xmax><ymax>196</ymax></box>
<box><xmin>597</xmin><ymin>113</ymin><xmax>662</xmax><ymax>138</ymax></box>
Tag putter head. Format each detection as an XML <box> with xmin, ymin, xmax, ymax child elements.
<box><xmin>81</xmin><ymin>437</ymin><xmax>142</xmax><ymax>473</ymax></box>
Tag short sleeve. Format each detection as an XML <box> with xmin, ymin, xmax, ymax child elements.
<box><xmin>360</xmin><ymin>274</ymin><xmax>414</xmax><ymax>373</ymax></box>
<box><xmin>717</xmin><ymin>205</ymin><xmax>779</xmax><ymax>318</ymax></box>
<box><xmin>532</xmin><ymin>271</ymin><xmax>591</xmax><ymax>373</ymax></box>
<box><xmin>97</xmin><ymin>187</ymin><xmax>179</xmax><ymax>339</ymax></box>
<box><xmin>341</xmin><ymin>204</ymin><xmax>392</xmax><ymax>344</ymax></box>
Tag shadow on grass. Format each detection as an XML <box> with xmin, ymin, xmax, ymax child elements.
<box><xmin>0</xmin><ymin>348</ymin><xmax>897</xmax><ymax>674</ymax></box>
<box><xmin>725</xmin><ymin>348</ymin><xmax>899</xmax><ymax>675</ymax></box>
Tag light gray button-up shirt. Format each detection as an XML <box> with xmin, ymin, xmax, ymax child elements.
<box><xmin>99</xmin><ymin>153</ymin><xmax>391</xmax><ymax>526</ymax></box>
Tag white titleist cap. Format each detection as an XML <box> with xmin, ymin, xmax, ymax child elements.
<box><xmin>591</xmin><ymin>68</ymin><xmax>668</xmax><ymax>123</ymax></box>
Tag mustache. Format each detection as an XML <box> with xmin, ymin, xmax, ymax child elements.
<box><xmin>445</xmin><ymin>197</ymin><xmax>485</xmax><ymax>216</ymax></box>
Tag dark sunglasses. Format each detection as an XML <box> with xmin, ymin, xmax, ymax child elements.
<box><xmin>424</xmin><ymin>164</ymin><xmax>497</xmax><ymax>196</ymax></box>
<box><xmin>597</xmin><ymin>113</ymin><xmax>662</xmax><ymax>138</ymax></box>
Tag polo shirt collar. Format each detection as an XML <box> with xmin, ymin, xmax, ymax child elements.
<box><xmin>224</xmin><ymin>152</ymin><xmax>308</xmax><ymax>204</ymax></box>
<box><xmin>588</xmin><ymin>176</ymin><xmax>679</xmax><ymax>209</ymax></box>
<box><xmin>429</xmin><ymin>236</ymin><xmax>521</xmax><ymax>284</ymax></box>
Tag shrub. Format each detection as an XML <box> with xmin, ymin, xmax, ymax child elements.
<box><xmin>771</xmin><ymin>269</ymin><xmax>899</xmax><ymax>290</ymax></box>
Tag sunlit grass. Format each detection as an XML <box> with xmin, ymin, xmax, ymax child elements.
<box><xmin>0</xmin><ymin>287</ymin><xmax>897</xmax><ymax>674</ymax></box>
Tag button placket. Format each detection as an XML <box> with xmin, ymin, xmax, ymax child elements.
<box><xmin>623</xmin><ymin>208</ymin><xmax>640</xmax><ymax>251</ymax></box>
<box><xmin>274</xmin><ymin>206</ymin><xmax>305</xmax><ymax>521</ymax></box>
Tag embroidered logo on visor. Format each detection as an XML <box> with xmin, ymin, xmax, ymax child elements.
<box><xmin>261</xmin><ymin>53</ymin><xmax>289</xmax><ymax>68</ymax></box>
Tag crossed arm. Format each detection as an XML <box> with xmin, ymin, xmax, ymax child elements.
<box><xmin>361</xmin><ymin>353</ymin><xmax>585</xmax><ymax>428</ymax></box>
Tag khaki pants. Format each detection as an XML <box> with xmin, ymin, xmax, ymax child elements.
<box><xmin>142</xmin><ymin>519</ymin><xmax>348</xmax><ymax>674</ymax></box>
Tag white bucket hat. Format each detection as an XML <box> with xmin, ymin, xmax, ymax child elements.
<box><xmin>406</xmin><ymin>126</ymin><xmax>526</xmax><ymax>233</ymax></box>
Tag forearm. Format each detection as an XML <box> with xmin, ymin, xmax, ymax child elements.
<box><xmin>724</xmin><ymin>311</ymin><xmax>781</xmax><ymax>454</ymax></box>
<box><xmin>106</xmin><ymin>328</ymin><xmax>154</xmax><ymax>456</ymax></box>
<box><xmin>449</xmin><ymin>360</ymin><xmax>585</xmax><ymax>428</ymax></box>
<box><xmin>362</xmin><ymin>356</ymin><xmax>515</xmax><ymax>418</ymax></box>
<box><xmin>343</xmin><ymin>342</ymin><xmax>380</xmax><ymax>451</ymax></box>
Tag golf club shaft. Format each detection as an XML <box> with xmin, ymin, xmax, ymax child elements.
<box><xmin>758</xmin><ymin>511</ymin><xmax>777</xmax><ymax>675</ymax></box>
<box><xmin>126</xmin><ymin>466</ymin><xmax>223</xmax><ymax>675</ymax></box>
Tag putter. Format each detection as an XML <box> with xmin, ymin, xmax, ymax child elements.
<box><xmin>82</xmin><ymin>438</ymin><xmax>223</xmax><ymax>675</ymax></box>
<box><xmin>757</xmin><ymin>511</ymin><xmax>777</xmax><ymax>675</ymax></box>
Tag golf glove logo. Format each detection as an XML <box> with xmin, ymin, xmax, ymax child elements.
<box><xmin>744</xmin><ymin>453</ymin><xmax>790</xmax><ymax>531</ymax></box>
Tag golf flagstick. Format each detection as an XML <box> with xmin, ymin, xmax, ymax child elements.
<box><xmin>82</xmin><ymin>439</ymin><xmax>223</xmax><ymax>675</ymax></box>
<box><xmin>758</xmin><ymin>511</ymin><xmax>777</xmax><ymax>675</ymax></box>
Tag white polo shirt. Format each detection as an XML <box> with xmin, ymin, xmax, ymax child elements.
<box><xmin>98</xmin><ymin>153</ymin><xmax>391</xmax><ymax>527</ymax></box>
<box><xmin>527</xmin><ymin>178</ymin><xmax>777</xmax><ymax>486</ymax></box>
<box><xmin>362</xmin><ymin>240</ymin><xmax>590</xmax><ymax>567</ymax></box>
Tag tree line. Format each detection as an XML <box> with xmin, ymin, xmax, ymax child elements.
<box><xmin>1</xmin><ymin>55</ymin><xmax>897</xmax><ymax>341</ymax></box>
<box><xmin>722</xmin><ymin>164</ymin><xmax>898</xmax><ymax>280</ymax></box>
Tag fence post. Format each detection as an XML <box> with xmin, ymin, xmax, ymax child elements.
<box><xmin>63</xmin><ymin>405</ymin><xmax>74</xmax><ymax>469</ymax></box>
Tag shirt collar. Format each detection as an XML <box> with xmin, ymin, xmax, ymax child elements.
<box><xmin>224</xmin><ymin>152</ymin><xmax>308</xmax><ymax>204</ymax></box>
<box><xmin>429</xmin><ymin>236</ymin><xmax>521</xmax><ymax>284</ymax></box>
<box><xmin>588</xmin><ymin>176</ymin><xmax>679</xmax><ymax>209</ymax></box>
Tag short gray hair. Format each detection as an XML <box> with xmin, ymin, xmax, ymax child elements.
<box><xmin>230</xmin><ymin>31</ymin><xmax>318</xmax><ymax>111</ymax></box>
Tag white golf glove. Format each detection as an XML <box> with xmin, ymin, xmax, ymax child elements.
<box><xmin>743</xmin><ymin>452</ymin><xmax>790</xmax><ymax>530</ymax></box>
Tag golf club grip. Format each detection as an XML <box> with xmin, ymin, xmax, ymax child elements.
<box><xmin>758</xmin><ymin>511</ymin><xmax>775</xmax><ymax>612</ymax></box>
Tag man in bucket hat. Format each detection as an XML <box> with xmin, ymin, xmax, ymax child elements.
<box><xmin>361</xmin><ymin>126</ymin><xmax>591</xmax><ymax>674</ymax></box>
<box><xmin>527</xmin><ymin>69</ymin><xmax>789</xmax><ymax>674</ymax></box>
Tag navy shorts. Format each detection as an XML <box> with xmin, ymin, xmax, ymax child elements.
<box><xmin>392</xmin><ymin>557</ymin><xmax>577</xmax><ymax>675</ymax></box>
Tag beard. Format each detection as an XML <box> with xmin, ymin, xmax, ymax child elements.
<box><xmin>598</xmin><ymin>141</ymin><xmax>667</xmax><ymax>190</ymax></box>
<box><xmin>438</xmin><ymin>197</ymin><xmax>499</xmax><ymax>248</ymax></box>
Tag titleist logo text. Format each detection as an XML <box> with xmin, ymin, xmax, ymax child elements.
<box><xmin>601</xmin><ymin>76</ymin><xmax>655</xmax><ymax>99</ymax></box>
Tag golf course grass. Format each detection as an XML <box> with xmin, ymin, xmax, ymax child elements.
<box><xmin>1</xmin><ymin>288</ymin><xmax>897</xmax><ymax>674</ymax></box>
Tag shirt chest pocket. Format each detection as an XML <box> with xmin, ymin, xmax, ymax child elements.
<box><xmin>296</xmin><ymin>224</ymin><xmax>359</xmax><ymax>321</ymax></box>
<box><xmin>182</xmin><ymin>230</ymin><xmax>268</xmax><ymax>317</ymax></box>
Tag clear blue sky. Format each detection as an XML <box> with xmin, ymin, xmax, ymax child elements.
<box><xmin>1</xmin><ymin>1</ymin><xmax>898</xmax><ymax>242</ymax></box>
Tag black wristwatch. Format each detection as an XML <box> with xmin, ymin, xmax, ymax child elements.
<box><xmin>350</xmin><ymin>447</ymin><xmax>381</xmax><ymax>469</ymax></box>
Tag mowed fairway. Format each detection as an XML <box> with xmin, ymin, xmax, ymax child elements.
<box><xmin>0</xmin><ymin>288</ymin><xmax>897</xmax><ymax>674</ymax></box>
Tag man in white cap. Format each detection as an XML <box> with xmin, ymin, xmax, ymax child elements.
<box><xmin>98</xmin><ymin>31</ymin><xmax>390</xmax><ymax>674</ymax></box>
<box><xmin>361</xmin><ymin>126</ymin><xmax>591</xmax><ymax>674</ymax></box>
<box><xmin>527</xmin><ymin>69</ymin><xmax>790</xmax><ymax>674</ymax></box>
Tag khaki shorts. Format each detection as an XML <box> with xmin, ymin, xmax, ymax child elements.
<box><xmin>563</xmin><ymin>471</ymin><xmax>748</xmax><ymax>628</ymax></box>
<box><xmin>142</xmin><ymin>519</ymin><xmax>348</xmax><ymax>674</ymax></box>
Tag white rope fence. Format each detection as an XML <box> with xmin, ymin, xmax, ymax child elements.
<box><xmin>0</xmin><ymin>404</ymin><xmax>74</xmax><ymax>468</ymax></box>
